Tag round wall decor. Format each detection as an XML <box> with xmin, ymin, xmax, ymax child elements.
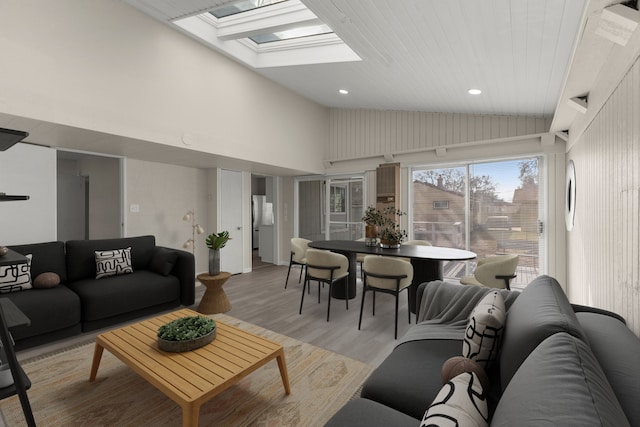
<box><xmin>565</xmin><ymin>160</ymin><xmax>576</xmax><ymax>231</ymax></box>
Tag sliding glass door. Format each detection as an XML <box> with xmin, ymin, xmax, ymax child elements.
<box><xmin>412</xmin><ymin>157</ymin><xmax>543</xmax><ymax>288</ymax></box>
<box><xmin>296</xmin><ymin>175</ymin><xmax>364</xmax><ymax>242</ymax></box>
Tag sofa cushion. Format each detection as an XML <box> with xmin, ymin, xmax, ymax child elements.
<box><xmin>362</xmin><ymin>339</ymin><xmax>462</xmax><ymax>420</ymax></box>
<box><xmin>325</xmin><ymin>398</ymin><xmax>419</xmax><ymax>427</ymax></box>
<box><xmin>33</xmin><ymin>272</ymin><xmax>61</xmax><ymax>288</ymax></box>
<box><xmin>66</xmin><ymin>236</ymin><xmax>155</xmax><ymax>282</ymax></box>
<box><xmin>441</xmin><ymin>356</ymin><xmax>489</xmax><ymax>393</ymax></box>
<box><xmin>421</xmin><ymin>372</ymin><xmax>488</xmax><ymax>427</ymax></box>
<box><xmin>3</xmin><ymin>285</ymin><xmax>81</xmax><ymax>341</ymax></box>
<box><xmin>499</xmin><ymin>275</ymin><xmax>587</xmax><ymax>390</ymax></box>
<box><xmin>491</xmin><ymin>332</ymin><xmax>630</xmax><ymax>427</ymax></box>
<box><xmin>576</xmin><ymin>311</ymin><xmax>640</xmax><ymax>427</ymax></box>
<box><xmin>462</xmin><ymin>290</ymin><xmax>505</xmax><ymax>369</ymax></box>
<box><xmin>149</xmin><ymin>247</ymin><xmax>179</xmax><ymax>276</ymax></box>
<box><xmin>66</xmin><ymin>270</ymin><xmax>180</xmax><ymax>322</ymax></box>
<box><xmin>0</xmin><ymin>254</ymin><xmax>32</xmax><ymax>293</ymax></box>
<box><xmin>95</xmin><ymin>247</ymin><xmax>133</xmax><ymax>279</ymax></box>
<box><xmin>8</xmin><ymin>241</ymin><xmax>67</xmax><ymax>283</ymax></box>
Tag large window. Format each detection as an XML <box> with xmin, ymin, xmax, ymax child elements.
<box><xmin>412</xmin><ymin>157</ymin><xmax>542</xmax><ymax>288</ymax></box>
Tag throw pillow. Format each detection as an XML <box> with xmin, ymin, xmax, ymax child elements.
<box><xmin>33</xmin><ymin>272</ymin><xmax>61</xmax><ymax>289</ymax></box>
<box><xmin>0</xmin><ymin>254</ymin><xmax>33</xmax><ymax>293</ymax></box>
<box><xmin>462</xmin><ymin>290</ymin><xmax>506</xmax><ymax>369</ymax></box>
<box><xmin>95</xmin><ymin>247</ymin><xmax>133</xmax><ymax>279</ymax></box>
<box><xmin>149</xmin><ymin>247</ymin><xmax>178</xmax><ymax>276</ymax></box>
<box><xmin>421</xmin><ymin>372</ymin><xmax>488</xmax><ymax>427</ymax></box>
<box><xmin>441</xmin><ymin>356</ymin><xmax>490</xmax><ymax>394</ymax></box>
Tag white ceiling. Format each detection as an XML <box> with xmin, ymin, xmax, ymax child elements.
<box><xmin>126</xmin><ymin>0</ymin><xmax>588</xmax><ymax>117</ymax></box>
<box><xmin>4</xmin><ymin>0</ymin><xmax>610</xmax><ymax>175</ymax></box>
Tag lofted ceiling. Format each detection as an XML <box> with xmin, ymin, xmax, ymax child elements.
<box><xmin>126</xmin><ymin>0</ymin><xmax>588</xmax><ymax>117</ymax></box>
<box><xmin>6</xmin><ymin>0</ymin><xmax>622</xmax><ymax>174</ymax></box>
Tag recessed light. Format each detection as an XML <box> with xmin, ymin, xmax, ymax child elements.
<box><xmin>338</xmin><ymin>89</ymin><xmax>349</xmax><ymax>95</ymax></box>
<box><xmin>468</xmin><ymin>88</ymin><xmax>482</xmax><ymax>95</ymax></box>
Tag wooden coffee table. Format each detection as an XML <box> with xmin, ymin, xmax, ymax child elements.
<box><xmin>89</xmin><ymin>308</ymin><xmax>291</xmax><ymax>427</ymax></box>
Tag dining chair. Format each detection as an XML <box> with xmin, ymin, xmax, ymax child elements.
<box><xmin>300</xmin><ymin>249</ymin><xmax>349</xmax><ymax>322</ymax></box>
<box><xmin>285</xmin><ymin>238</ymin><xmax>311</xmax><ymax>288</ymax></box>
<box><xmin>355</xmin><ymin>238</ymin><xmax>368</xmax><ymax>281</ymax></box>
<box><xmin>399</xmin><ymin>239</ymin><xmax>431</xmax><ymax>262</ymax></box>
<box><xmin>359</xmin><ymin>255</ymin><xmax>414</xmax><ymax>339</ymax></box>
<box><xmin>460</xmin><ymin>254</ymin><xmax>519</xmax><ymax>289</ymax></box>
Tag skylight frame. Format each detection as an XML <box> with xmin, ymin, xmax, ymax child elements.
<box><xmin>171</xmin><ymin>0</ymin><xmax>361</xmax><ymax>68</ymax></box>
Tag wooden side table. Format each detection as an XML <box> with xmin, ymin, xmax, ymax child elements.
<box><xmin>196</xmin><ymin>272</ymin><xmax>232</xmax><ymax>314</ymax></box>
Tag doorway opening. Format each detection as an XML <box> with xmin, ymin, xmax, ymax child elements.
<box><xmin>251</xmin><ymin>174</ymin><xmax>275</xmax><ymax>270</ymax></box>
<box><xmin>56</xmin><ymin>150</ymin><xmax>123</xmax><ymax>241</ymax></box>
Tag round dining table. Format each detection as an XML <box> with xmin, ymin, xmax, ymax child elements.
<box><xmin>308</xmin><ymin>240</ymin><xmax>476</xmax><ymax>313</ymax></box>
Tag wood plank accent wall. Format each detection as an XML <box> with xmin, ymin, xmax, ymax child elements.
<box><xmin>567</xmin><ymin>57</ymin><xmax>640</xmax><ymax>336</ymax></box>
<box><xmin>328</xmin><ymin>109</ymin><xmax>551</xmax><ymax>161</ymax></box>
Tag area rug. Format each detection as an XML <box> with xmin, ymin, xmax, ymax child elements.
<box><xmin>0</xmin><ymin>314</ymin><xmax>372</xmax><ymax>426</ymax></box>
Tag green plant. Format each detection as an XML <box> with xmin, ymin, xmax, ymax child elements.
<box><xmin>361</xmin><ymin>206</ymin><xmax>385</xmax><ymax>226</ymax></box>
<box><xmin>378</xmin><ymin>207</ymin><xmax>407</xmax><ymax>243</ymax></box>
<box><xmin>157</xmin><ymin>316</ymin><xmax>216</xmax><ymax>341</ymax></box>
<box><xmin>205</xmin><ymin>231</ymin><xmax>231</xmax><ymax>249</ymax></box>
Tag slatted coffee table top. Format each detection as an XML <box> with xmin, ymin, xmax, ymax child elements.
<box><xmin>94</xmin><ymin>308</ymin><xmax>285</xmax><ymax>405</ymax></box>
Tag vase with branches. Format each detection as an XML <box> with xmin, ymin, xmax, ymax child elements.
<box><xmin>377</xmin><ymin>207</ymin><xmax>407</xmax><ymax>248</ymax></box>
<box><xmin>361</xmin><ymin>206</ymin><xmax>386</xmax><ymax>246</ymax></box>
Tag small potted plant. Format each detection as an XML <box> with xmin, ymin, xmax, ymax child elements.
<box><xmin>205</xmin><ymin>231</ymin><xmax>230</xmax><ymax>276</ymax></box>
<box><xmin>378</xmin><ymin>207</ymin><xmax>408</xmax><ymax>248</ymax></box>
<box><xmin>361</xmin><ymin>206</ymin><xmax>385</xmax><ymax>246</ymax></box>
<box><xmin>157</xmin><ymin>316</ymin><xmax>217</xmax><ymax>352</ymax></box>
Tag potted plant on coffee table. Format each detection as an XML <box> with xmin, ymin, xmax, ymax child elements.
<box><xmin>157</xmin><ymin>316</ymin><xmax>217</xmax><ymax>352</ymax></box>
<box><xmin>205</xmin><ymin>231</ymin><xmax>230</xmax><ymax>276</ymax></box>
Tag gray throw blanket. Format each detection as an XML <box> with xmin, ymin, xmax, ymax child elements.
<box><xmin>396</xmin><ymin>280</ymin><xmax>520</xmax><ymax>348</ymax></box>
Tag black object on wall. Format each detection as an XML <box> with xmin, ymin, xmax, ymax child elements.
<box><xmin>0</xmin><ymin>128</ymin><xmax>30</xmax><ymax>200</ymax></box>
<box><xmin>0</xmin><ymin>128</ymin><xmax>28</xmax><ymax>151</ymax></box>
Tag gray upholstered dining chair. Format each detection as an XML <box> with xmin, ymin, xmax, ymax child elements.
<box><xmin>299</xmin><ymin>249</ymin><xmax>349</xmax><ymax>322</ymax></box>
<box><xmin>359</xmin><ymin>255</ymin><xmax>414</xmax><ymax>339</ymax></box>
<box><xmin>285</xmin><ymin>238</ymin><xmax>311</xmax><ymax>288</ymax></box>
<box><xmin>460</xmin><ymin>254</ymin><xmax>519</xmax><ymax>289</ymax></box>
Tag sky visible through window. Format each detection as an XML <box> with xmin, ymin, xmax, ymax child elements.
<box><xmin>471</xmin><ymin>160</ymin><xmax>525</xmax><ymax>203</ymax></box>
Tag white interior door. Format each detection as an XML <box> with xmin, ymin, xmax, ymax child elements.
<box><xmin>219</xmin><ymin>169</ymin><xmax>243</xmax><ymax>274</ymax></box>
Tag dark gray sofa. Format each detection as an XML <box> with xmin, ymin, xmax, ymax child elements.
<box><xmin>326</xmin><ymin>275</ymin><xmax>640</xmax><ymax>426</ymax></box>
<box><xmin>6</xmin><ymin>235</ymin><xmax>195</xmax><ymax>350</ymax></box>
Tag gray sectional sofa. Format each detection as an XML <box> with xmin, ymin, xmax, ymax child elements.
<box><xmin>6</xmin><ymin>235</ymin><xmax>195</xmax><ymax>350</ymax></box>
<box><xmin>326</xmin><ymin>275</ymin><xmax>640</xmax><ymax>426</ymax></box>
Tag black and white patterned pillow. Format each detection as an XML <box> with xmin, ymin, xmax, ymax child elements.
<box><xmin>462</xmin><ymin>290</ymin><xmax>506</xmax><ymax>369</ymax></box>
<box><xmin>0</xmin><ymin>254</ymin><xmax>33</xmax><ymax>293</ymax></box>
<box><xmin>421</xmin><ymin>372</ymin><xmax>488</xmax><ymax>427</ymax></box>
<box><xmin>95</xmin><ymin>247</ymin><xmax>133</xmax><ymax>279</ymax></box>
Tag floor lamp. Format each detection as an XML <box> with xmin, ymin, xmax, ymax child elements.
<box><xmin>183</xmin><ymin>209</ymin><xmax>204</xmax><ymax>254</ymax></box>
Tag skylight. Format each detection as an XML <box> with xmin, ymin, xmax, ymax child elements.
<box><xmin>210</xmin><ymin>0</ymin><xmax>287</xmax><ymax>19</ymax></box>
<box><xmin>250</xmin><ymin>23</ymin><xmax>332</xmax><ymax>44</ymax></box>
<box><xmin>172</xmin><ymin>0</ymin><xmax>360</xmax><ymax>68</ymax></box>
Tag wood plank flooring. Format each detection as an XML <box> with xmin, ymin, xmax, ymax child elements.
<box><xmin>222</xmin><ymin>262</ymin><xmax>410</xmax><ymax>367</ymax></box>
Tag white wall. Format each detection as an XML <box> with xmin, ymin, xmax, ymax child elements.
<box><xmin>327</xmin><ymin>109</ymin><xmax>551</xmax><ymax>165</ymax></box>
<box><xmin>0</xmin><ymin>143</ymin><xmax>56</xmax><ymax>244</ymax></box>
<box><xmin>125</xmin><ymin>159</ymin><xmax>209</xmax><ymax>273</ymax></box>
<box><xmin>0</xmin><ymin>0</ymin><xmax>327</xmax><ymax>175</ymax></box>
<box><xmin>567</xmin><ymin>57</ymin><xmax>640</xmax><ymax>336</ymax></box>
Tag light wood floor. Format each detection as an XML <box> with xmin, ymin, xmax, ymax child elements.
<box><xmin>17</xmin><ymin>259</ymin><xmax>411</xmax><ymax>368</ymax></box>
